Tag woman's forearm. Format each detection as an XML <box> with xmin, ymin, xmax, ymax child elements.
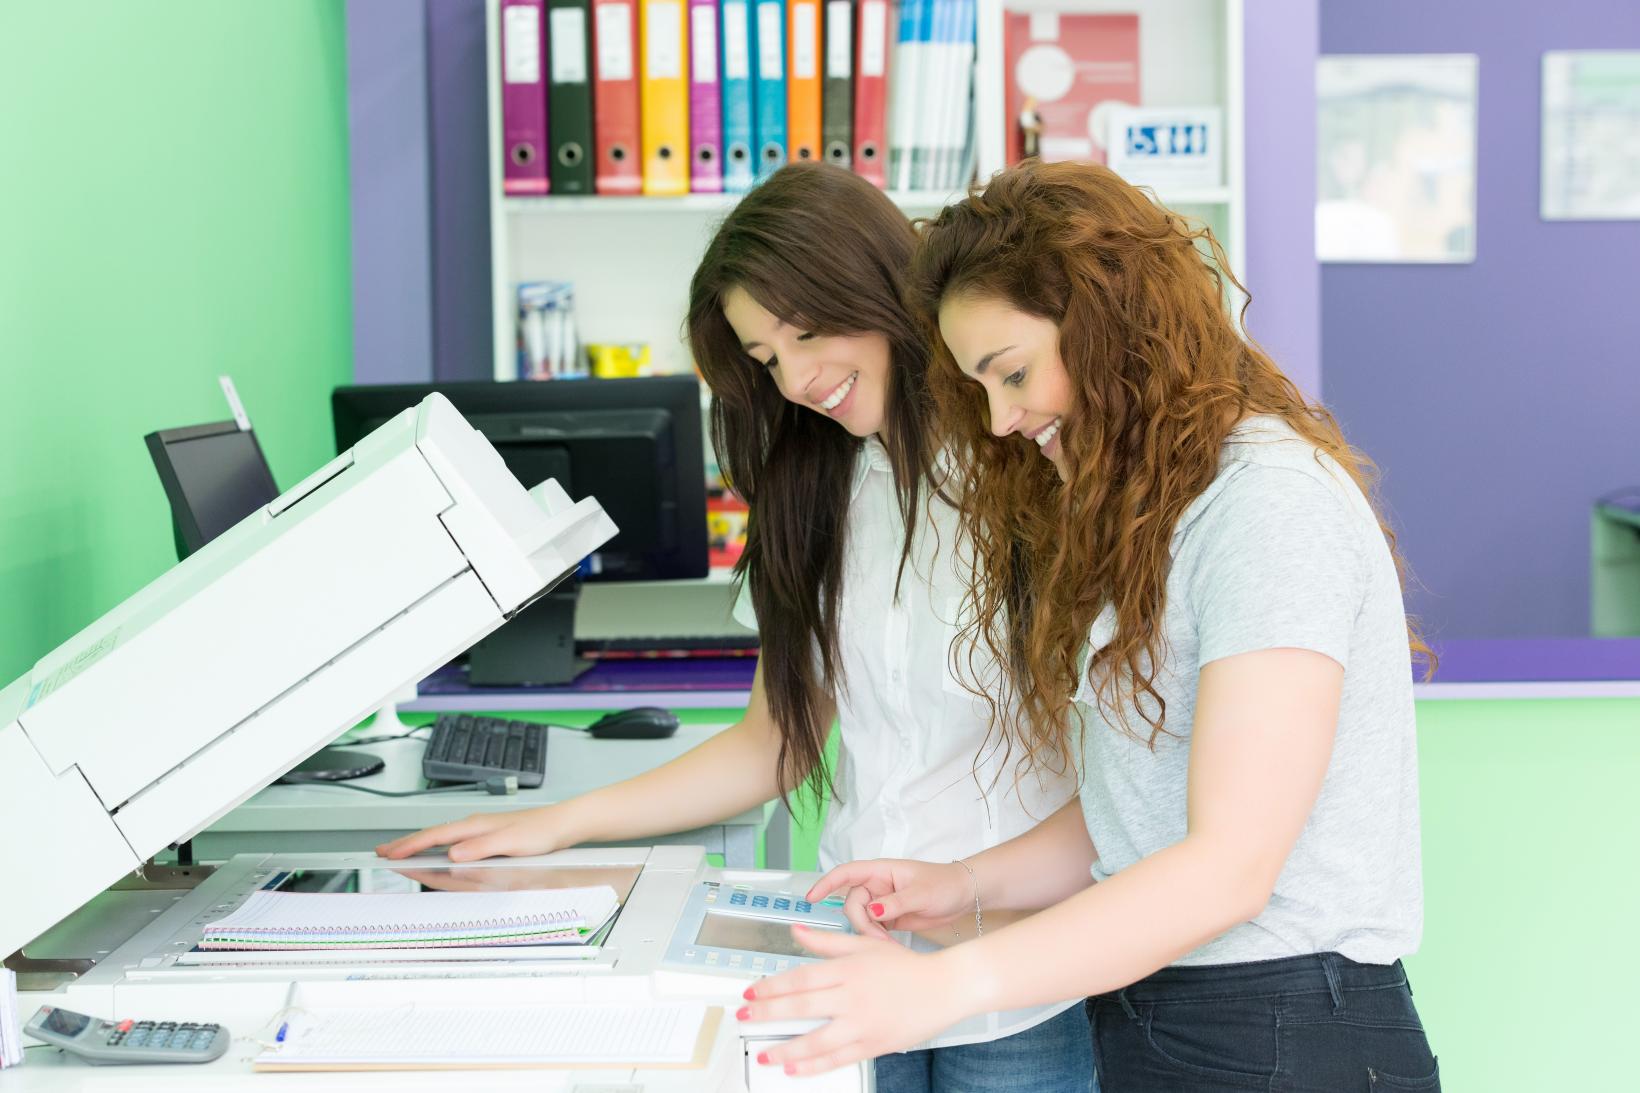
<box><xmin>558</xmin><ymin>665</ymin><xmax>823</xmax><ymax>843</ymax></box>
<box><xmin>939</xmin><ymin>832</ymin><xmax>1265</xmax><ymax>1013</ymax></box>
<box><xmin>963</xmin><ymin>800</ymin><xmax>1098</xmax><ymax>913</ymax></box>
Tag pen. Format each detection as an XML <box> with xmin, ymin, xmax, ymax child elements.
<box><xmin>274</xmin><ymin>979</ymin><xmax>297</xmax><ymax>1045</ymax></box>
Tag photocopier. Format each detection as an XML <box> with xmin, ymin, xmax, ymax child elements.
<box><xmin>0</xmin><ymin>394</ymin><xmax>867</xmax><ymax>1091</ymax></box>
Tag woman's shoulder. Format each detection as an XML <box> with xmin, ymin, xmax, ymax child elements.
<box><xmin>1174</xmin><ymin>417</ymin><xmax>1369</xmax><ymax>544</ymax></box>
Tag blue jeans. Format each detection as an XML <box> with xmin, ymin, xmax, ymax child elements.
<box><xmin>873</xmin><ymin>1003</ymin><xmax>1097</xmax><ymax>1093</ymax></box>
<box><xmin>1090</xmin><ymin>953</ymin><xmax>1439</xmax><ymax>1092</ymax></box>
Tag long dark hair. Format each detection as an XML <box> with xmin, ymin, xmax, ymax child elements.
<box><xmin>687</xmin><ymin>163</ymin><xmax>936</xmax><ymax>804</ymax></box>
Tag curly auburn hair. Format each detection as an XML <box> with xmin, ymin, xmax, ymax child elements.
<box><xmin>910</xmin><ymin>160</ymin><xmax>1430</xmax><ymax>767</ymax></box>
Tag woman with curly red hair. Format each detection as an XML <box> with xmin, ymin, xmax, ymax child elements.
<box><xmin>741</xmin><ymin>160</ymin><xmax>1441</xmax><ymax>1092</ymax></box>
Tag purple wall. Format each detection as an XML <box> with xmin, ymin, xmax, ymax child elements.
<box><xmin>426</xmin><ymin>0</ymin><xmax>495</xmax><ymax>382</ymax></box>
<box><xmin>346</xmin><ymin>0</ymin><xmax>434</xmax><ymax>383</ymax></box>
<box><xmin>1244</xmin><ymin>0</ymin><xmax>1319</xmax><ymax>399</ymax></box>
<box><xmin>1322</xmin><ymin>1</ymin><xmax>1640</xmax><ymax>639</ymax></box>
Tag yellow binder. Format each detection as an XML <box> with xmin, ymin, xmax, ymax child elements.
<box><xmin>639</xmin><ymin>0</ymin><xmax>690</xmax><ymax>195</ymax></box>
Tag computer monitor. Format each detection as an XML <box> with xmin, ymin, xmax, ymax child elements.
<box><xmin>144</xmin><ymin>421</ymin><xmax>280</xmax><ymax>560</ymax></box>
<box><xmin>330</xmin><ymin>377</ymin><xmax>709</xmax><ymax>685</ymax></box>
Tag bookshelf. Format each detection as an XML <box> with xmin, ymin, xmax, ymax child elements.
<box><xmin>484</xmin><ymin>0</ymin><xmax>1247</xmax><ymax>380</ymax></box>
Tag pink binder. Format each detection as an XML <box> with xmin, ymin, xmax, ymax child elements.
<box><xmin>501</xmin><ymin>0</ymin><xmax>550</xmax><ymax>195</ymax></box>
<box><xmin>687</xmin><ymin>0</ymin><xmax>724</xmax><ymax>192</ymax></box>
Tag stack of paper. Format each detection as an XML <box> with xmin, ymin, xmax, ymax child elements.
<box><xmin>1</xmin><ymin>969</ymin><xmax>22</xmax><ymax>1069</ymax></box>
<box><xmin>200</xmin><ymin>886</ymin><xmax>619</xmax><ymax>951</ymax></box>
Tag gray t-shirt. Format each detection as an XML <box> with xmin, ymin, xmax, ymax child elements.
<box><xmin>1075</xmin><ymin>416</ymin><xmax>1422</xmax><ymax>966</ymax></box>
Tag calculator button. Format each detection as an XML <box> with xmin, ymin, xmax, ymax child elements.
<box><xmin>751</xmin><ymin>957</ymin><xmax>766</xmax><ymax>970</ymax></box>
<box><xmin>751</xmin><ymin>896</ymin><xmax>769</xmax><ymax>908</ymax></box>
<box><xmin>796</xmin><ymin>901</ymin><xmax>812</xmax><ymax>912</ymax></box>
<box><xmin>728</xmin><ymin>954</ymin><xmax>744</xmax><ymax>966</ymax></box>
<box><xmin>774</xmin><ymin>960</ymin><xmax>790</xmax><ymax>971</ymax></box>
<box><xmin>773</xmin><ymin>899</ymin><xmax>791</xmax><ymax>910</ymax></box>
<box><xmin>730</xmin><ymin>893</ymin><xmax>747</xmax><ymax>905</ymax></box>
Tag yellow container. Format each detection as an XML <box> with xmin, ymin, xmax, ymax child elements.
<box><xmin>586</xmin><ymin>343</ymin><xmax>651</xmax><ymax>378</ymax></box>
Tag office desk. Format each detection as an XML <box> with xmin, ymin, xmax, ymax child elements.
<box><xmin>198</xmin><ymin>723</ymin><xmax>790</xmax><ymax>868</ymax></box>
<box><xmin>404</xmin><ymin>659</ymin><xmax>758</xmax><ymax>712</ymax></box>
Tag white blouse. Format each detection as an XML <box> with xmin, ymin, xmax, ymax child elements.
<box><xmin>737</xmin><ymin>439</ymin><xmax>1081</xmax><ymax>1049</ymax></box>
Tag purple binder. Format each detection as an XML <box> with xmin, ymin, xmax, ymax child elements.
<box><xmin>687</xmin><ymin>0</ymin><xmax>725</xmax><ymax>192</ymax></box>
<box><xmin>501</xmin><ymin>0</ymin><xmax>550</xmax><ymax>195</ymax></box>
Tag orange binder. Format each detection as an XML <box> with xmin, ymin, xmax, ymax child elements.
<box><xmin>639</xmin><ymin>0</ymin><xmax>691</xmax><ymax>194</ymax></box>
<box><xmin>786</xmin><ymin>0</ymin><xmax>822</xmax><ymax>162</ymax></box>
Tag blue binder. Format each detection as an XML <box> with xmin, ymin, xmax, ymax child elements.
<box><xmin>721</xmin><ymin>0</ymin><xmax>756</xmax><ymax>193</ymax></box>
<box><xmin>752</xmin><ymin>0</ymin><xmax>787</xmax><ymax>180</ymax></box>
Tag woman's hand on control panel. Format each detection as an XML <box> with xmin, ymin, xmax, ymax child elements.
<box><xmin>806</xmin><ymin>858</ymin><xmax>973</xmax><ymax>939</ymax></box>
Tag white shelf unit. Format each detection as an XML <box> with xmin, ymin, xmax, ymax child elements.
<box><xmin>485</xmin><ymin>0</ymin><xmax>1246</xmax><ymax>380</ymax></box>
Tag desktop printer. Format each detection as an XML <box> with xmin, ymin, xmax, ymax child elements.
<box><xmin>0</xmin><ymin>393</ymin><xmax>615</xmax><ymax>955</ymax></box>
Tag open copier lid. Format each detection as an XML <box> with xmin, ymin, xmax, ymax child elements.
<box><xmin>0</xmin><ymin>393</ymin><xmax>617</xmax><ymax>955</ymax></box>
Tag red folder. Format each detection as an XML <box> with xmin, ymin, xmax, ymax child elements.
<box><xmin>852</xmin><ymin>0</ymin><xmax>889</xmax><ymax>187</ymax></box>
<box><xmin>501</xmin><ymin>0</ymin><xmax>550</xmax><ymax>194</ymax></box>
<box><xmin>592</xmin><ymin>0</ymin><xmax>643</xmax><ymax>194</ymax></box>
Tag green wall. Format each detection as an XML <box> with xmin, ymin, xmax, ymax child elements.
<box><xmin>1408</xmin><ymin>697</ymin><xmax>1640</xmax><ymax>1092</ymax></box>
<box><xmin>0</xmin><ymin>2</ymin><xmax>352</xmax><ymax>682</ymax></box>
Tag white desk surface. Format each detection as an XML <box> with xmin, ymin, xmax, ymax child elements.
<box><xmin>195</xmin><ymin>724</ymin><xmax>787</xmax><ymax>868</ymax></box>
<box><xmin>210</xmin><ymin>723</ymin><xmax>754</xmax><ymax>832</ymax></box>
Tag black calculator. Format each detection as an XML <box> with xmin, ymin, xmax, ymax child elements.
<box><xmin>25</xmin><ymin>1005</ymin><xmax>228</xmax><ymax>1065</ymax></box>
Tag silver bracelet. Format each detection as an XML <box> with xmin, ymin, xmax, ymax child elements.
<box><xmin>953</xmin><ymin>858</ymin><xmax>983</xmax><ymax>938</ymax></box>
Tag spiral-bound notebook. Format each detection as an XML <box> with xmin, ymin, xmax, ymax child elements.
<box><xmin>200</xmin><ymin>886</ymin><xmax>619</xmax><ymax>950</ymax></box>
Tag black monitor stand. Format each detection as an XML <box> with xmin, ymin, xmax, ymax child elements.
<box><xmin>466</xmin><ymin>582</ymin><xmax>595</xmax><ymax>687</ymax></box>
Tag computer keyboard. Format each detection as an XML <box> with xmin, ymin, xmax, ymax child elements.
<box><xmin>423</xmin><ymin>714</ymin><xmax>547</xmax><ymax>789</ymax></box>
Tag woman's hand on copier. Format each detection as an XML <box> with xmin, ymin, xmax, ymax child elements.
<box><xmin>375</xmin><ymin>805</ymin><xmax>574</xmax><ymax>861</ymax></box>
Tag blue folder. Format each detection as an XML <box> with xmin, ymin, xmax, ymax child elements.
<box><xmin>721</xmin><ymin>0</ymin><xmax>756</xmax><ymax>193</ymax></box>
<box><xmin>752</xmin><ymin>0</ymin><xmax>787</xmax><ymax>181</ymax></box>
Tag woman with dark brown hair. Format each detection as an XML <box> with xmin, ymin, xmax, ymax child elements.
<box><xmin>740</xmin><ymin>161</ymin><xmax>1441</xmax><ymax>1092</ymax></box>
<box><xmin>380</xmin><ymin>162</ymin><xmax>1093</xmax><ymax>1093</ymax></box>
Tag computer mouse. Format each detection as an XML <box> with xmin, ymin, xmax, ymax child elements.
<box><xmin>588</xmin><ymin>706</ymin><xmax>680</xmax><ymax>740</ymax></box>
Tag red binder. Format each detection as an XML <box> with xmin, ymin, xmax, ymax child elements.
<box><xmin>501</xmin><ymin>0</ymin><xmax>550</xmax><ymax>195</ymax></box>
<box><xmin>592</xmin><ymin>0</ymin><xmax>643</xmax><ymax>194</ymax></box>
<box><xmin>852</xmin><ymin>0</ymin><xmax>889</xmax><ymax>187</ymax></box>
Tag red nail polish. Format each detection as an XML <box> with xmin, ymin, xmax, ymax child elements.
<box><xmin>870</xmin><ymin>902</ymin><xmax>885</xmax><ymax>916</ymax></box>
<box><xmin>756</xmin><ymin>1052</ymin><xmax>770</xmax><ymax>1065</ymax></box>
<box><xmin>736</xmin><ymin>1006</ymin><xmax>750</xmax><ymax>1021</ymax></box>
<box><xmin>743</xmin><ymin>986</ymin><xmax>756</xmax><ymax>1001</ymax></box>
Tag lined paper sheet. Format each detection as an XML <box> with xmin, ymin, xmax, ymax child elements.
<box><xmin>202</xmin><ymin>887</ymin><xmax>619</xmax><ymax>949</ymax></box>
<box><xmin>256</xmin><ymin>1002</ymin><xmax>709</xmax><ymax>1068</ymax></box>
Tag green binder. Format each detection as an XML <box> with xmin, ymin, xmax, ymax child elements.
<box><xmin>547</xmin><ymin>0</ymin><xmax>595</xmax><ymax>194</ymax></box>
<box><xmin>821</xmin><ymin>0</ymin><xmax>854</xmax><ymax>169</ymax></box>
